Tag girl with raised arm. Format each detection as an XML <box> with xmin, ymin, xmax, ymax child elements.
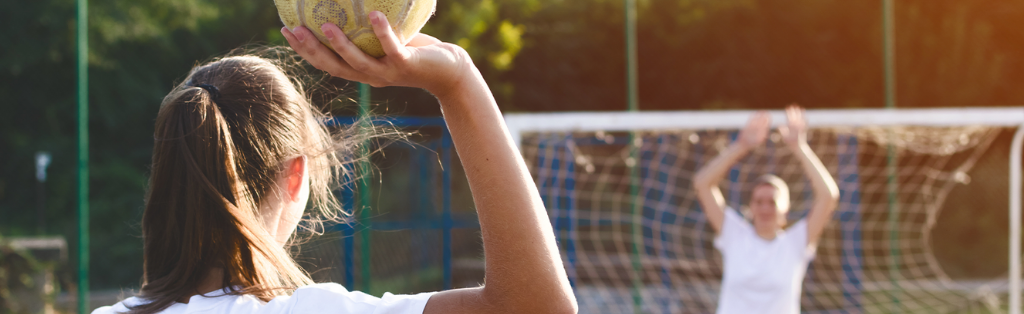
<box><xmin>693</xmin><ymin>106</ymin><xmax>839</xmax><ymax>314</ymax></box>
<box><xmin>93</xmin><ymin>11</ymin><xmax>576</xmax><ymax>314</ymax></box>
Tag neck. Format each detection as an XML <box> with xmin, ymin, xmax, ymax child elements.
<box><xmin>754</xmin><ymin>221</ymin><xmax>780</xmax><ymax>240</ymax></box>
<box><xmin>178</xmin><ymin>267</ymin><xmax>228</xmax><ymax>303</ymax></box>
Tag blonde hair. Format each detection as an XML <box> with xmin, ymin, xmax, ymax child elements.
<box><xmin>753</xmin><ymin>173</ymin><xmax>790</xmax><ymax>211</ymax></box>
<box><xmin>741</xmin><ymin>174</ymin><xmax>791</xmax><ymax>227</ymax></box>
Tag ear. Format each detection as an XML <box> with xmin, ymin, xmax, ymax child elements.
<box><xmin>285</xmin><ymin>156</ymin><xmax>308</xmax><ymax>202</ymax></box>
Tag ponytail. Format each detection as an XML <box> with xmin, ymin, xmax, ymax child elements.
<box><xmin>133</xmin><ymin>55</ymin><xmax>328</xmax><ymax>313</ymax></box>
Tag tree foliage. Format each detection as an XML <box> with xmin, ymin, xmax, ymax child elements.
<box><xmin>2</xmin><ymin>0</ymin><xmax>1024</xmax><ymax>290</ymax></box>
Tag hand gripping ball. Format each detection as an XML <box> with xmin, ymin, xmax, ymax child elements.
<box><xmin>275</xmin><ymin>0</ymin><xmax>436</xmax><ymax>57</ymax></box>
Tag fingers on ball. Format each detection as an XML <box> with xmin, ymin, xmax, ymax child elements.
<box><xmin>335</xmin><ymin>40</ymin><xmax>384</xmax><ymax>74</ymax></box>
<box><xmin>370</xmin><ymin>11</ymin><xmax>405</xmax><ymax>58</ymax></box>
<box><xmin>319</xmin><ymin>24</ymin><xmax>375</xmax><ymax>72</ymax></box>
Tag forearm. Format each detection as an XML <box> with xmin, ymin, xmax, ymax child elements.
<box><xmin>791</xmin><ymin>142</ymin><xmax>839</xmax><ymax>245</ymax></box>
<box><xmin>695</xmin><ymin>143</ymin><xmax>750</xmax><ymax>187</ymax></box>
<box><xmin>792</xmin><ymin>143</ymin><xmax>839</xmax><ymax>206</ymax></box>
<box><xmin>693</xmin><ymin>142</ymin><xmax>750</xmax><ymax>232</ymax></box>
<box><xmin>433</xmin><ymin>65</ymin><xmax>576</xmax><ymax>313</ymax></box>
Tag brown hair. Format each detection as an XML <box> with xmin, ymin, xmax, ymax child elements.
<box><xmin>133</xmin><ymin>53</ymin><xmax>360</xmax><ymax>313</ymax></box>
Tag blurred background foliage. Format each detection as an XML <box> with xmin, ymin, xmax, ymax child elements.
<box><xmin>2</xmin><ymin>0</ymin><xmax>1024</xmax><ymax>292</ymax></box>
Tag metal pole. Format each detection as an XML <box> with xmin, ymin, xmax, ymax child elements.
<box><xmin>881</xmin><ymin>0</ymin><xmax>901</xmax><ymax>312</ymax></box>
<box><xmin>339</xmin><ymin>162</ymin><xmax>356</xmax><ymax>288</ymax></box>
<box><xmin>441</xmin><ymin>130</ymin><xmax>453</xmax><ymax>290</ymax></box>
<box><xmin>624</xmin><ymin>0</ymin><xmax>642</xmax><ymax>312</ymax></box>
<box><xmin>1010</xmin><ymin>124</ymin><xmax>1024</xmax><ymax>314</ymax></box>
<box><xmin>76</xmin><ymin>0</ymin><xmax>90</xmax><ymax>311</ymax></box>
<box><xmin>625</xmin><ymin>0</ymin><xmax>638</xmax><ymax>113</ymax></box>
<box><xmin>883</xmin><ymin>0</ymin><xmax>896</xmax><ymax>111</ymax></box>
<box><xmin>358</xmin><ymin>83</ymin><xmax>372</xmax><ymax>293</ymax></box>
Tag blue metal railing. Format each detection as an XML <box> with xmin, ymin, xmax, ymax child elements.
<box><xmin>330</xmin><ymin>116</ymin><xmax>477</xmax><ymax>291</ymax></box>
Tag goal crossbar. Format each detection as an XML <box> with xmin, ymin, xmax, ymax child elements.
<box><xmin>504</xmin><ymin>107</ymin><xmax>1024</xmax><ymax>314</ymax></box>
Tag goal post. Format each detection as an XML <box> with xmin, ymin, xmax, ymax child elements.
<box><xmin>505</xmin><ymin>107</ymin><xmax>1024</xmax><ymax>313</ymax></box>
<box><xmin>506</xmin><ymin>108</ymin><xmax>1024</xmax><ymax>145</ymax></box>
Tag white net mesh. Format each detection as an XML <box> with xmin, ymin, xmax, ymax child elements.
<box><xmin>522</xmin><ymin>126</ymin><xmax>1005</xmax><ymax>313</ymax></box>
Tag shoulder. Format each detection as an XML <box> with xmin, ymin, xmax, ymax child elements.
<box><xmin>786</xmin><ymin>219</ymin><xmax>817</xmax><ymax>260</ymax></box>
<box><xmin>90</xmin><ymin>296</ymin><xmax>177</xmax><ymax>314</ymax></box>
<box><xmin>90</xmin><ymin>294</ymin><xmax>237</xmax><ymax>314</ymax></box>
<box><xmin>91</xmin><ymin>284</ymin><xmax>436</xmax><ymax>314</ymax></box>
<box><xmin>714</xmin><ymin>207</ymin><xmax>751</xmax><ymax>250</ymax></box>
<box><xmin>91</xmin><ymin>305</ymin><xmax>121</xmax><ymax>314</ymax></box>
<box><xmin>720</xmin><ymin>207</ymin><xmax>750</xmax><ymax>233</ymax></box>
<box><xmin>285</xmin><ymin>283</ymin><xmax>436</xmax><ymax>314</ymax></box>
<box><xmin>787</xmin><ymin>218</ymin><xmax>810</xmax><ymax>238</ymax></box>
<box><xmin>90</xmin><ymin>297</ymin><xmax>141</xmax><ymax>314</ymax></box>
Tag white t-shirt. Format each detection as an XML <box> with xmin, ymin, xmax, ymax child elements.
<box><xmin>91</xmin><ymin>283</ymin><xmax>435</xmax><ymax>314</ymax></box>
<box><xmin>714</xmin><ymin>208</ymin><xmax>815</xmax><ymax>314</ymax></box>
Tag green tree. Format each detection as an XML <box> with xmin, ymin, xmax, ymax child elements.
<box><xmin>5</xmin><ymin>0</ymin><xmax>1024</xmax><ymax>293</ymax></box>
<box><xmin>0</xmin><ymin>0</ymin><xmax>537</xmax><ymax>291</ymax></box>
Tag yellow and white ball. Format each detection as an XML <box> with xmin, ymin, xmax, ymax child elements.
<box><xmin>275</xmin><ymin>0</ymin><xmax>436</xmax><ymax>57</ymax></box>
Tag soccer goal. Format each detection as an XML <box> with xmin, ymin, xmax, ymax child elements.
<box><xmin>505</xmin><ymin>107</ymin><xmax>1024</xmax><ymax>314</ymax></box>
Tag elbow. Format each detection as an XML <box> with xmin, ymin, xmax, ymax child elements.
<box><xmin>820</xmin><ymin>187</ymin><xmax>840</xmax><ymax>212</ymax></box>
<box><xmin>481</xmin><ymin>285</ymin><xmax>578</xmax><ymax>314</ymax></box>
<box><xmin>553</xmin><ymin>298</ymin><xmax>579</xmax><ymax>314</ymax></box>
<box><xmin>566</xmin><ymin>294</ymin><xmax>580</xmax><ymax>314</ymax></box>
<box><xmin>693</xmin><ymin>171</ymin><xmax>712</xmax><ymax>191</ymax></box>
<box><xmin>816</xmin><ymin>180</ymin><xmax>840</xmax><ymax>205</ymax></box>
<box><xmin>535</xmin><ymin>288</ymin><xmax>578</xmax><ymax>314</ymax></box>
<box><xmin>827</xmin><ymin>184</ymin><xmax>840</xmax><ymax>203</ymax></box>
<box><xmin>513</xmin><ymin>297</ymin><xmax>577</xmax><ymax>314</ymax></box>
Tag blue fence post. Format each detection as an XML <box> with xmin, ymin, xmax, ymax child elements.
<box><xmin>330</xmin><ymin>116</ymin><xmax>464</xmax><ymax>291</ymax></box>
<box><xmin>442</xmin><ymin>128</ymin><xmax>453</xmax><ymax>290</ymax></box>
<box><xmin>836</xmin><ymin>134</ymin><xmax>864</xmax><ymax>313</ymax></box>
<box><xmin>412</xmin><ymin>142</ymin><xmax>431</xmax><ymax>284</ymax></box>
<box><xmin>341</xmin><ymin>175</ymin><xmax>356</xmax><ymax>288</ymax></box>
<box><xmin>726</xmin><ymin>131</ymin><xmax>744</xmax><ymax>212</ymax></box>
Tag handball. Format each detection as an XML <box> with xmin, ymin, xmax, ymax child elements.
<box><xmin>275</xmin><ymin>0</ymin><xmax>436</xmax><ymax>58</ymax></box>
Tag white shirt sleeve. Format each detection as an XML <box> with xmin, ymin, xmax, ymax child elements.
<box><xmin>284</xmin><ymin>283</ymin><xmax>435</xmax><ymax>314</ymax></box>
<box><xmin>90</xmin><ymin>284</ymin><xmax>435</xmax><ymax>314</ymax></box>
<box><xmin>714</xmin><ymin>207</ymin><xmax>749</xmax><ymax>251</ymax></box>
<box><xmin>787</xmin><ymin>219</ymin><xmax>817</xmax><ymax>262</ymax></box>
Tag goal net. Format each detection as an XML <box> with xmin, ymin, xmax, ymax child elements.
<box><xmin>507</xmin><ymin>108</ymin><xmax>1024</xmax><ymax>314</ymax></box>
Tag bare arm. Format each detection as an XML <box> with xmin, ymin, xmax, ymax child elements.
<box><xmin>693</xmin><ymin>112</ymin><xmax>771</xmax><ymax>233</ymax></box>
<box><xmin>425</xmin><ymin>64</ymin><xmax>575</xmax><ymax>314</ymax></box>
<box><xmin>282</xmin><ymin>12</ymin><xmax>576</xmax><ymax>314</ymax></box>
<box><xmin>779</xmin><ymin>106</ymin><xmax>839</xmax><ymax>247</ymax></box>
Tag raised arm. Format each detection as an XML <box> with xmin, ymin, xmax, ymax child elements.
<box><xmin>778</xmin><ymin>105</ymin><xmax>839</xmax><ymax>247</ymax></box>
<box><xmin>693</xmin><ymin>112</ymin><xmax>771</xmax><ymax>233</ymax></box>
<box><xmin>281</xmin><ymin>12</ymin><xmax>576</xmax><ymax>314</ymax></box>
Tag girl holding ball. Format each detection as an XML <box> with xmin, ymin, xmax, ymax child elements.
<box><xmin>93</xmin><ymin>11</ymin><xmax>577</xmax><ymax>314</ymax></box>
